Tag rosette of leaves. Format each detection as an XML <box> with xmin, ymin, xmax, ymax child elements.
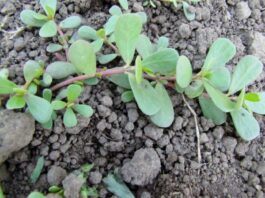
<box><xmin>175</xmin><ymin>38</ymin><xmax>264</xmax><ymax>141</ymax></box>
<box><xmin>51</xmin><ymin>84</ymin><xmax>94</xmax><ymax>127</ymax></box>
<box><xmin>20</xmin><ymin>0</ymin><xmax>81</xmax><ymax>41</ymax></box>
<box><xmin>1</xmin><ymin>60</ymin><xmax>53</xmax><ymax>125</ymax></box>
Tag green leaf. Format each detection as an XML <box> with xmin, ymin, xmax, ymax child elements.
<box><xmin>137</xmin><ymin>12</ymin><xmax>148</xmax><ymax>24</ymax></box>
<box><xmin>84</xmin><ymin>78</ymin><xmax>99</xmax><ymax>86</ymax></box>
<box><xmin>43</xmin><ymin>89</ymin><xmax>52</xmax><ymax>102</ymax></box>
<box><xmin>0</xmin><ymin>68</ymin><xmax>9</xmax><ymax>79</ymax></box>
<box><xmin>46</xmin><ymin>43</ymin><xmax>63</xmax><ymax>53</ymax></box>
<box><xmin>156</xmin><ymin>36</ymin><xmax>169</xmax><ymax>50</ymax></box>
<box><xmin>0</xmin><ymin>185</ymin><xmax>4</xmax><ymax>198</ymax></box>
<box><xmin>207</xmin><ymin>66</ymin><xmax>231</xmax><ymax>92</ymax></box>
<box><xmin>202</xmin><ymin>38</ymin><xmax>236</xmax><ymax>71</ymax></box>
<box><xmin>118</xmin><ymin>0</ymin><xmax>129</xmax><ymax>10</ymax></box>
<box><xmin>67</xmin><ymin>84</ymin><xmax>82</xmax><ymax>102</ymax></box>
<box><xmin>0</xmin><ymin>78</ymin><xmax>17</xmax><ymax>94</ymax></box>
<box><xmin>128</xmin><ymin>73</ymin><xmax>160</xmax><ymax>115</ymax></box>
<box><xmin>39</xmin><ymin>20</ymin><xmax>57</xmax><ymax>38</ymax></box>
<box><xmin>183</xmin><ymin>1</ymin><xmax>195</xmax><ymax>21</ymax></box>
<box><xmin>40</xmin><ymin>0</ymin><xmax>57</xmax><ymax>17</ymax></box>
<box><xmin>30</xmin><ymin>157</ymin><xmax>45</xmax><ymax>184</ymax></box>
<box><xmin>25</xmin><ymin>94</ymin><xmax>53</xmax><ymax>123</ymax></box>
<box><xmin>121</xmin><ymin>91</ymin><xmax>134</xmax><ymax>103</ymax></box>
<box><xmin>46</xmin><ymin>61</ymin><xmax>77</xmax><ymax>79</ymax></box>
<box><xmin>98</xmin><ymin>54</ymin><xmax>118</xmax><ymax>64</ymax></box>
<box><xmin>48</xmin><ymin>186</ymin><xmax>62</xmax><ymax>193</ymax></box>
<box><xmin>114</xmin><ymin>14</ymin><xmax>142</xmax><ymax>65</ymax></box>
<box><xmin>135</xmin><ymin>56</ymin><xmax>143</xmax><ymax>84</ymax></box>
<box><xmin>103</xmin><ymin>173</ymin><xmax>135</xmax><ymax>198</ymax></box>
<box><xmin>245</xmin><ymin>93</ymin><xmax>260</xmax><ymax>102</ymax></box>
<box><xmin>96</xmin><ymin>28</ymin><xmax>106</xmax><ymax>39</ymax></box>
<box><xmin>150</xmin><ymin>83</ymin><xmax>174</xmax><ymax>127</ymax></box>
<box><xmin>108</xmin><ymin>74</ymin><xmax>131</xmax><ymax>89</ymax></box>
<box><xmin>91</xmin><ymin>39</ymin><xmax>103</xmax><ymax>53</ymax></box>
<box><xmin>142</xmin><ymin>48</ymin><xmax>179</xmax><ymax>75</ymax></box>
<box><xmin>175</xmin><ymin>83</ymin><xmax>185</xmax><ymax>93</ymax></box>
<box><xmin>229</xmin><ymin>55</ymin><xmax>263</xmax><ymax>95</ymax></box>
<box><xmin>41</xmin><ymin>73</ymin><xmax>53</xmax><ymax>87</ymax></box>
<box><xmin>104</xmin><ymin>16</ymin><xmax>119</xmax><ymax>35</ymax></box>
<box><xmin>203</xmin><ymin>80</ymin><xmax>236</xmax><ymax>112</ymax></box>
<box><xmin>23</xmin><ymin>60</ymin><xmax>43</xmax><ymax>82</ymax></box>
<box><xmin>109</xmin><ymin>5</ymin><xmax>122</xmax><ymax>16</ymax></box>
<box><xmin>63</xmin><ymin>108</ymin><xmax>77</xmax><ymax>127</ymax></box>
<box><xmin>199</xmin><ymin>95</ymin><xmax>227</xmax><ymax>125</ymax></box>
<box><xmin>27</xmin><ymin>192</ymin><xmax>46</xmax><ymax>198</ymax></box>
<box><xmin>73</xmin><ymin>104</ymin><xmax>94</xmax><ymax>117</ymax></box>
<box><xmin>28</xmin><ymin>83</ymin><xmax>38</xmax><ymax>94</ymax></box>
<box><xmin>78</xmin><ymin>26</ymin><xmax>98</xmax><ymax>40</ymax></box>
<box><xmin>32</xmin><ymin>12</ymin><xmax>49</xmax><ymax>20</ymax></box>
<box><xmin>230</xmin><ymin>108</ymin><xmax>260</xmax><ymax>141</ymax></box>
<box><xmin>68</xmin><ymin>40</ymin><xmax>96</xmax><ymax>75</ymax></box>
<box><xmin>235</xmin><ymin>88</ymin><xmax>245</xmax><ymax>110</ymax></box>
<box><xmin>60</xmin><ymin>16</ymin><xmax>81</xmax><ymax>29</ymax></box>
<box><xmin>136</xmin><ymin>34</ymin><xmax>154</xmax><ymax>59</ymax></box>
<box><xmin>176</xmin><ymin>55</ymin><xmax>192</xmax><ymax>88</ymax></box>
<box><xmin>20</xmin><ymin>10</ymin><xmax>47</xmax><ymax>27</ymax></box>
<box><xmin>51</xmin><ymin>100</ymin><xmax>66</xmax><ymax>110</ymax></box>
<box><xmin>245</xmin><ymin>92</ymin><xmax>265</xmax><ymax>115</ymax></box>
<box><xmin>6</xmin><ymin>95</ymin><xmax>26</xmax><ymax>109</ymax></box>
<box><xmin>184</xmin><ymin>80</ymin><xmax>204</xmax><ymax>99</ymax></box>
<box><xmin>41</xmin><ymin>117</ymin><xmax>53</xmax><ymax>129</ymax></box>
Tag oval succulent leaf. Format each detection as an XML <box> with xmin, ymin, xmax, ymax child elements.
<box><xmin>28</xmin><ymin>192</ymin><xmax>46</xmax><ymax>198</ymax></box>
<box><xmin>199</xmin><ymin>95</ymin><xmax>227</xmax><ymax>125</ymax></box>
<box><xmin>207</xmin><ymin>66</ymin><xmax>231</xmax><ymax>92</ymax></box>
<box><xmin>118</xmin><ymin>0</ymin><xmax>129</xmax><ymax>10</ymax></box>
<box><xmin>6</xmin><ymin>95</ymin><xmax>26</xmax><ymax>110</ymax></box>
<box><xmin>137</xmin><ymin>12</ymin><xmax>147</xmax><ymax>24</ymax></box>
<box><xmin>25</xmin><ymin>94</ymin><xmax>53</xmax><ymax>124</ymax></box>
<box><xmin>176</xmin><ymin>55</ymin><xmax>192</xmax><ymax>88</ymax></box>
<box><xmin>244</xmin><ymin>93</ymin><xmax>260</xmax><ymax>102</ymax></box>
<box><xmin>109</xmin><ymin>5</ymin><xmax>122</xmax><ymax>16</ymax></box>
<box><xmin>202</xmin><ymin>38</ymin><xmax>236</xmax><ymax>71</ymax></box>
<box><xmin>63</xmin><ymin>108</ymin><xmax>77</xmax><ymax>127</ymax></box>
<box><xmin>40</xmin><ymin>0</ymin><xmax>57</xmax><ymax>17</ymax></box>
<box><xmin>91</xmin><ymin>39</ymin><xmax>104</xmax><ymax>53</ymax></box>
<box><xmin>78</xmin><ymin>26</ymin><xmax>98</xmax><ymax>40</ymax></box>
<box><xmin>203</xmin><ymin>80</ymin><xmax>236</xmax><ymax>112</ymax></box>
<box><xmin>0</xmin><ymin>78</ymin><xmax>17</xmax><ymax>94</ymax></box>
<box><xmin>39</xmin><ymin>20</ymin><xmax>57</xmax><ymax>38</ymax></box>
<box><xmin>183</xmin><ymin>2</ymin><xmax>195</xmax><ymax>21</ymax></box>
<box><xmin>235</xmin><ymin>88</ymin><xmax>245</xmax><ymax>110</ymax></box>
<box><xmin>68</xmin><ymin>40</ymin><xmax>96</xmax><ymax>75</ymax></box>
<box><xmin>114</xmin><ymin>14</ymin><xmax>142</xmax><ymax>65</ymax></box>
<box><xmin>73</xmin><ymin>104</ymin><xmax>94</xmax><ymax>117</ymax></box>
<box><xmin>150</xmin><ymin>83</ymin><xmax>174</xmax><ymax>128</ymax></box>
<box><xmin>104</xmin><ymin>15</ymin><xmax>119</xmax><ymax>36</ymax></box>
<box><xmin>0</xmin><ymin>68</ymin><xmax>9</xmax><ymax>79</ymax></box>
<box><xmin>52</xmin><ymin>100</ymin><xmax>66</xmax><ymax>110</ymax></box>
<box><xmin>20</xmin><ymin>10</ymin><xmax>47</xmax><ymax>27</ymax></box>
<box><xmin>98</xmin><ymin>54</ymin><xmax>118</xmax><ymax>64</ymax></box>
<box><xmin>46</xmin><ymin>61</ymin><xmax>77</xmax><ymax>79</ymax></box>
<box><xmin>46</xmin><ymin>43</ymin><xmax>63</xmax><ymax>53</ymax></box>
<box><xmin>142</xmin><ymin>48</ymin><xmax>179</xmax><ymax>75</ymax></box>
<box><xmin>108</xmin><ymin>74</ymin><xmax>131</xmax><ymax>89</ymax></box>
<box><xmin>43</xmin><ymin>89</ymin><xmax>52</xmax><ymax>102</ymax></box>
<box><xmin>184</xmin><ymin>80</ymin><xmax>204</xmax><ymax>99</ymax></box>
<box><xmin>136</xmin><ymin>34</ymin><xmax>154</xmax><ymax>59</ymax></box>
<box><xmin>128</xmin><ymin>73</ymin><xmax>161</xmax><ymax>115</ymax></box>
<box><xmin>60</xmin><ymin>16</ymin><xmax>82</xmax><ymax>29</ymax></box>
<box><xmin>244</xmin><ymin>92</ymin><xmax>265</xmax><ymax>115</ymax></box>
<box><xmin>121</xmin><ymin>91</ymin><xmax>134</xmax><ymax>103</ymax></box>
<box><xmin>156</xmin><ymin>36</ymin><xmax>169</xmax><ymax>50</ymax></box>
<box><xmin>67</xmin><ymin>84</ymin><xmax>82</xmax><ymax>102</ymax></box>
<box><xmin>229</xmin><ymin>55</ymin><xmax>263</xmax><ymax>95</ymax></box>
<box><xmin>230</xmin><ymin>107</ymin><xmax>260</xmax><ymax>141</ymax></box>
<box><xmin>23</xmin><ymin>60</ymin><xmax>43</xmax><ymax>82</ymax></box>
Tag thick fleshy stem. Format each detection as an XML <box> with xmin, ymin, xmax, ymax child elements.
<box><xmin>57</xmin><ymin>26</ymin><xmax>69</xmax><ymax>59</ymax></box>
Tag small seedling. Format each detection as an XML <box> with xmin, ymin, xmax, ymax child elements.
<box><xmin>0</xmin><ymin>0</ymin><xmax>264</xmax><ymax>144</ymax></box>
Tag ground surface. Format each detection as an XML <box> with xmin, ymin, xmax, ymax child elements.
<box><xmin>0</xmin><ymin>0</ymin><xmax>265</xmax><ymax>197</ymax></box>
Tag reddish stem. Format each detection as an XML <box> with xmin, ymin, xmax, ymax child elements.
<box><xmin>55</xmin><ymin>53</ymin><xmax>66</xmax><ymax>61</ymax></box>
<box><xmin>57</xmin><ymin>26</ymin><xmax>69</xmax><ymax>59</ymax></box>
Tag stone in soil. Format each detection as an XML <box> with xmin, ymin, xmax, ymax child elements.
<box><xmin>0</xmin><ymin>110</ymin><xmax>35</xmax><ymax>165</ymax></box>
<box><xmin>249</xmin><ymin>32</ymin><xmax>265</xmax><ymax>63</ymax></box>
<box><xmin>121</xmin><ymin>148</ymin><xmax>161</xmax><ymax>186</ymax></box>
<box><xmin>62</xmin><ymin>173</ymin><xmax>85</xmax><ymax>198</ymax></box>
<box><xmin>47</xmin><ymin>166</ymin><xmax>67</xmax><ymax>186</ymax></box>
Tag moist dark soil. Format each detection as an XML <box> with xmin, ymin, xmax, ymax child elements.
<box><xmin>1</xmin><ymin>0</ymin><xmax>265</xmax><ymax>197</ymax></box>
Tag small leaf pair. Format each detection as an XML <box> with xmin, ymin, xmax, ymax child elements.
<box><xmin>51</xmin><ymin>84</ymin><xmax>93</xmax><ymax>127</ymax></box>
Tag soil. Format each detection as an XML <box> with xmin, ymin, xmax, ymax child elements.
<box><xmin>1</xmin><ymin>0</ymin><xmax>265</xmax><ymax>198</ymax></box>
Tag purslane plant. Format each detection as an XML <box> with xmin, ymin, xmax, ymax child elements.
<box><xmin>0</xmin><ymin>0</ymin><xmax>264</xmax><ymax>142</ymax></box>
<box><xmin>144</xmin><ymin>0</ymin><xmax>201</xmax><ymax>21</ymax></box>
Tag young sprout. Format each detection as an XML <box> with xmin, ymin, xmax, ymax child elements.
<box><xmin>51</xmin><ymin>84</ymin><xmax>93</xmax><ymax>128</ymax></box>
